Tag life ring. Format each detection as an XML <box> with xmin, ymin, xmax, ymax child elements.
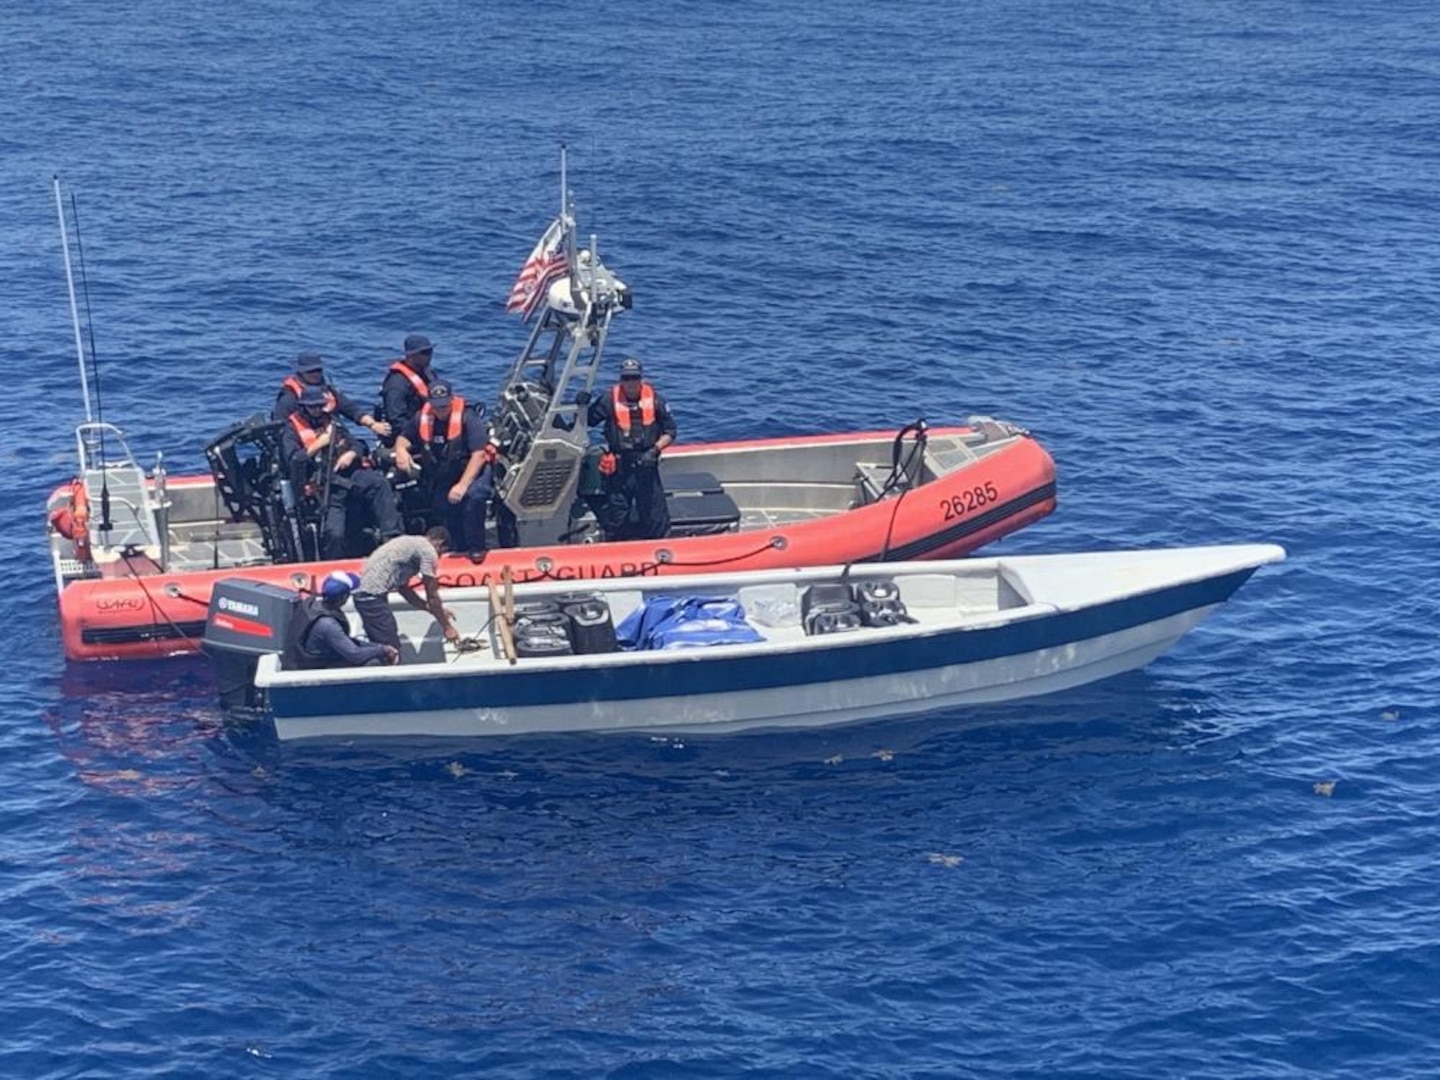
<box><xmin>69</xmin><ymin>479</ymin><xmax>92</xmax><ymax>563</ymax></box>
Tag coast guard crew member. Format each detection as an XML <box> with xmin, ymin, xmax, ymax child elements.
<box><xmin>393</xmin><ymin>380</ymin><xmax>500</xmax><ymax>561</ymax></box>
<box><xmin>377</xmin><ymin>333</ymin><xmax>440</xmax><ymax>442</ymax></box>
<box><xmin>272</xmin><ymin>351</ymin><xmax>391</xmax><ymax>440</ymax></box>
<box><xmin>281</xmin><ymin>384</ymin><xmax>402</xmax><ymax>559</ymax></box>
<box><xmin>585</xmin><ymin>357</ymin><xmax>677</xmax><ymax>541</ymax></box>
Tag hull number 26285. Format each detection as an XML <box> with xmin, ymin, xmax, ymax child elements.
<box><xmin>941</xmin><ymin>482</ymin><xmax>999</xmax><ymax>522</ymax></box>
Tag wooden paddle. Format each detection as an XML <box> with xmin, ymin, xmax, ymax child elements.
<box><xmin>488</xmin><ymin>577</ymin><xmax>517</xmax><ymax>666</ymax></box>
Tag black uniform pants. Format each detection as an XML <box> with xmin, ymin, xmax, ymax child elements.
<box><xmin>428</xmin><ymin>468</ymin><xmax>492</xmax><ymax>553</ymax></box>
<box><xmin>319</xmin><ymin>469</ymin><xmax>402</xmax><ymax>559</ymax></box>
<box><xmin>601</xmin><ymin>456</ymin><xmax>670</xmax><ymax>541</ymax></box>
<box><xmin>483</xmin><ymin>461</ymin><xmax>520</xmax><ymax>548</ymax></box>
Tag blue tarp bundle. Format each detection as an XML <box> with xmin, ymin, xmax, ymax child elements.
<box><xmin>615</xmin><ymin>596</ymin><xmax>766</xmax><ymax>651</ymax></box>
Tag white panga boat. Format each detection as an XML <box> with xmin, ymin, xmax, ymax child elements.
<box><xmin>202</xmin><ymin>543</ymin><xmax>1284</xmax><ymax>742</ymax></box>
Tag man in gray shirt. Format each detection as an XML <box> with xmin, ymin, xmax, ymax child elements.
<box><xmin>352</xmin><ymin>526</ymin><xmax>460</xmax><ymax>653</ymax></box>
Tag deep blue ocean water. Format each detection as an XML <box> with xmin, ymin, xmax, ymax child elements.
<box><xmin>2</xmin><ymin>1</ymin><xmax>1437</xmax><ymax>1076</ymax></box>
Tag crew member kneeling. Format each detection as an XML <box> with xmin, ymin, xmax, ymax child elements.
<box><xmin>282</xmin><ymin>384</ymin><xmax>402</xmax><ymax>559</ymax></box>
<box><xmin>393</xmin><ymin>380</ymin><xmax>499</xmax><ymax>561</ymax></box>
<box><xmin>290</xmin><ymin>571</ymin><xmax>400</xmax><ymax>668</ymax></box>
<box><xmin>585</xmin><ymin>357</ymin><xmax>677</xmax><ymax>541</ymax></box>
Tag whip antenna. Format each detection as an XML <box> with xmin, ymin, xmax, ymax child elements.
<box><xmin>52</xmin><ymin>177</ymin><xmax>93</xmax><ymax>424</ymax></box>
<box><xmin>68</xmin><ymin>190</ymin><xmax>113</xmax><ymax>537</ymax></box>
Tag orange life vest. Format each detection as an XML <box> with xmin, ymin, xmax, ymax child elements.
<box><xmin>417</xmin><ymin>397</ymin><xmax>466</xmax><ymax>444</ymax></box>
<box><xmin>288</xmin><ymin>411</ymin><xmax>326</xmax><ymax>449</ymax></box>
<box><xmin>69</xmin><ymin>478</ymin><xmax>92</xmax><ymax>562</ymax></box>
<box><xmin>282</xmin><ymin>376</ymin><xmax>336</xmax><ymax>412</ymax></box>
<box><xmin>612</xmin><ymin>382</ymin><xmax>657</xmax><ymax>434</ymax></box>
<box><xmin>388</xmin><ymin>361</ymin><xmax>430</xmax><ymax>400</ymax></box>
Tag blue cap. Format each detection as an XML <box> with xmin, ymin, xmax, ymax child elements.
<box><xmin>428</xmin><ymin>380</ymin><xmax>454</xmax><ymax>405</ymax></box>
<box><xmin>298</xmin><ymin>384</ymin><xmax>329</xmax><ymax>409</ymax></box>
<box><xmin>404</xmin><ymin>333</ymin><xmax>434</xmax><ymax>355</ymax></box>
<box><xmin>295</xmin><ymin>351</ymin><xmax>324</xmax><ymax>374</ymax></box>
<box><xmin>321</xmin><ymin>570</ymin><xmax>361</xmax><ymax>602</ymax></box>
<box><xmin>619</xmin><ymin>357</ymin><xmax>643</xmax><ymax>379</ymax></box>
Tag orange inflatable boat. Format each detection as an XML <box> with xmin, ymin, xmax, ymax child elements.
<box><xmin>49</xmin><ymin>421</ymin><xmax>1055</xmax><ymax>662</ymax></box>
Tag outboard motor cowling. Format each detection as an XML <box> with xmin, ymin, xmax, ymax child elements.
<box><xmin>202</xmin><ymin>578</ymin><xmax>303</xmax><ymax>712</ymax></box>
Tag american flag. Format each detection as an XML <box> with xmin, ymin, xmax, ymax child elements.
<box><xmin>506</xmin><ymin>217</ymin><xmax>569</xmax><ymax>319</ymax></box>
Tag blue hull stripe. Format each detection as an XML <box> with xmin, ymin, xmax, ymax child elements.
<box><xmin>270</xmin><ymin>568</ymin><xmax>1255</xmax><ymax>720</ymax></box>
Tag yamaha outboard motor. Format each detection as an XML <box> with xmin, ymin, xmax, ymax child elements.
<box><xmin>202</xmin><ymin>578</ymin><xmax>303</xmax><ymax>712</ymax></box>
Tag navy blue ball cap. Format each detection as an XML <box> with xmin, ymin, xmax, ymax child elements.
<box><xmin>404</xmin><ymin>333</ymin><xmax>434</xmax><ymax>355</ymax></box>
<box><xmin>619</xmin><ymin>357</ymin><xmax>643</xmax><ymax>379</ymax></box>
<box><xmin>298</xmin><ymin>384</ymin><xmax>330</xmax><ymax>408</ymax></box>
<box><xmin>428</xmin><ymin>380</ymin><xmax>454</xmax><ymax>404</ymax></box>
<box><xmin>295</xmin><ymin>351</ymin><xmax>324</xmax><ymax>374</ymax></box>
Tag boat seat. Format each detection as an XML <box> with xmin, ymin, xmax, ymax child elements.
<box><xmin>664</xmin><ymin>470</ymin><xmax>740</xmax><ymax>537</ymax></box>
<box><xmin>855</xmin><ymin>463</ymin><xmax>894</xmax><ymax>505</ymax></box>
<box><xmin>660</xmin><ymin>470</ymin><xmax>724</xmax><ymax>495</ymax></box>
<box><xmin>667</xmin><ymin>492</ymin><xmax>742</xmax><ymax>536</ymax></box>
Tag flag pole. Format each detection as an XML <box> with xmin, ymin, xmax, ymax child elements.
<box><xmin>559</xmin><ymin>142</ymin><xmax>567</xmax><ymax>221</ymax></box>
<box><xmin>560</xmin><ymin>143</ymin><xmax>577</xmax><ymax>274</ymax></box>
<box><xmin>560</xmin><ymin>144</ymin><xmax>583</xmax><ymax>318</ymax></box>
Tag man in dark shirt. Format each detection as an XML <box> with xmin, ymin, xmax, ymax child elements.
<box><xmin>272</xmin><ymin>351</ymin><xmax>391</xmax><ymax>441</ymax></box>
<box><xmin>281</xmin><ymin>384</ymin><xmax>402</xmax><ymax>559</ymax></box>
<box><xmin>394</xmin><ymin>380</ymin><xmax>499</xmax><ymax>559</ymax></box>
<box><xmin>290</xmin><ymin>571</ymin><xmax>399</xmax><ymax>668</ymax></box>
<box><xmin>377</xmin><ymin>333</ymin><xmax>440</xmax><ymax>442</ymax></box>
<box><xmin>585</xmin><ymin>357</ymin><xmax>677</xmax><ymax>540</ymax></box>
